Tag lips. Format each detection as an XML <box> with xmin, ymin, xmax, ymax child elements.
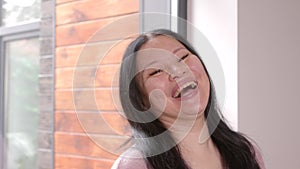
<box><xmin>172</xmin><ymin>80</ymin><xmax>198</xmax><ymax>98</ymax></box>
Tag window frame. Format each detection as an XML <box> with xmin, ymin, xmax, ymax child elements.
<box><xmin>139</xmin><ymin>0</ymin><xmax>187</xmax><ymax>36</ymax></box>
<box><xmin>0</xmin><ymin>19</ymin><xmax>40</xmax><ymax>169</ymax></box>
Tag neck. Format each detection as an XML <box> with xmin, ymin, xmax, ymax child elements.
<box><xmin>159</xmin><ymin>113</ymin><xmax>223</xmax><ymax>169</ymax></box>
<box><xmin>160</xmin><ymin>112</ymin><xmax>211</xmax><ymax>146</ymax></box>
<box><xmin>177</xmin><ymin>116</ymin><xmax>222</xmax><ymax>169</ymax></box>
<box><xmin>179</xmin><ymin>115</ymin><xmax>211</xmax><ymax>145</ymax></box>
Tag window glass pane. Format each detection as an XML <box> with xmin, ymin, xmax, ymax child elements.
<box><xmin>5</xmin><ymin>38</ymin><xmax>40</xmax><ymax>169</ymax></box>
<box><xmin>2</xmin><ymin>0</ymin><xmax>41</xmax><ymax>26</ymax></box>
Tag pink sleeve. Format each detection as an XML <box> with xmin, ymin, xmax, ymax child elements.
<box><xmin>255</xmin><ymin>146</ymin><xmax>266</xmax><ymax>169</ymax></box>
<box><xmin>111</xmin><ymin>148</ymin><xmax>149</xmax><ymax>169</ymax></box>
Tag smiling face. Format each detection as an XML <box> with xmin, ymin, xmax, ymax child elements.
<box><xmin>135</xmin><ymin>35</ymin><xmax>210</xmax><ymax>123</ymax></box>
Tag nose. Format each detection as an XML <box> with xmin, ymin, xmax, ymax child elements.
<box><xmin>168</xmin><ymin>62</ymin><xmax>187</xmax><ymax>80</ymax></box>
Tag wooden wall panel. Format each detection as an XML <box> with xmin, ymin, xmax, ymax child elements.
<box><xmin>56</xmin><ymin>0</ymin><xmax>139</xmax><ymax>25</ymax></box>
<box><xmin>56</xmin><ymin>19</ymin><xmax>113</xmax><ymax>47</ymax></box>
<box><xmin>55</xmin><ymin>133</ymin><xmax>118</xmax><ymax>159</ymax></box>
<box><xmin>55</xmin><ymin>155</ymin><xmax>114</xmax><ymax>169</ymax></box>
<box><xmin>55</xmin><ymin>89</ymin><xmax>118</xmax><ymax>111</ymax></box>
<box><xmin>55</xmin><ymin>38</ymin><xmax>133</xmax><ymax>68</ymax></box>
<box><xmin>55</xmin><ymin>111</ymin><xmax>85</xmax><ymax>133</ymax></box>
<box><xmin>56</xmin><ymin>44</ymin><xmax>83</xmax><ymax>68</ymax></box>
<box><xmin>56</xmin><ymin>0</ymin><xmax>79</xmax><ymax>5</ymax></box>
<box><xmin>56</xmin><ymin>18</ymin><xmax>138</xmax><ymax>47</ymax></box>
<box><xmin>55</xmin><ymin>64</ymin><xmax>119</xmax><ymax>89</ymax></box>
<box><xmin>55</xmin><ymin>111</ymin><xmax>130</xmax><ymax>135</ymax></box>
<box><xmin>55</xmin><ymin>1</ymin><xmax>138</xmax><ymax>168</ymax></box>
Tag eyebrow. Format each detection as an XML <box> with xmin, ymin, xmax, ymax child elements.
<box><xmin>172</xmin><ymin>47</ymin><xmax>185</xmax><ymax>54</ymax></box>
<box><xmin>143</xmin><ymin>60</ymin><xmax>158</xmax><ymax>70</ymax></box>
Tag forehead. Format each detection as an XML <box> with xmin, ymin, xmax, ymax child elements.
<box><xmin>136</xmin><ymin>35</ymin><xmax>187</xmax><ymax>70</ymax></box>
<box><xmin>140</xmin><ymin>35</ymin><xmax>185</xmax><ymax>51</ymax></box>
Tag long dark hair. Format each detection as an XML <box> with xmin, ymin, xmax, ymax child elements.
<box><xmin>119</xmin><ymin>29</ymin><xmax>261</xmax><ymax>169</ymax></box>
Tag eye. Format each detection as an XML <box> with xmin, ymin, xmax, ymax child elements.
<box><xmin>149</xmin><ymin>69</ymin><xmax>163</xmax><ymax>76</ymax></box>
<box><xmin>178</xmin><ymin>54</ymin><xmax>189</xmax><ymax>62</ymax></box>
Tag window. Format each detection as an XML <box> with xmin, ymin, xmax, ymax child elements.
<box><xmin>2</xmin><ymin>0</ymin><xmax>40</xmax><ymax>26</ymax></box>
<box><xmin>140</xmin><ymin>0</ymin><xmax>187</xmax><ymax>35</ymax></box>
<box><xmin>0</xmin><ymin>0</ymin><xmax>41</xmax><ymax>168</ymax></box>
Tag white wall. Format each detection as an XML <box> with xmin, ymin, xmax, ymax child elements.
<box><xmin>187</xmin><ymin>0</ymin><xmax>238</xmax><ymax>129</ymax></box>
<box><xmin>188</xmin><ymin>0</ymin><xmax>300</xmax><ymax>168</ymax></box>
<box><xmin>238</xmin><ymin>0</ymin><xmax>300</xmax><ymax>168</ymax></box>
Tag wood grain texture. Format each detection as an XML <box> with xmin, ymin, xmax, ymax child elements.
<box><xmin>55</xmin><ymin>111</ymin><xmax>131</xmax><ymax>135</ymax></box>
<box><xmin>56</xmin><ymin>0</ymin><xmax>139</xmax><ymax>25</ymax></box>
<box><xmin>55</xmin><ymin>38</ymin><xmax>133</xmax><ymax>68</ymax></box>
<box><xmin>55</xmin><ymin>0</ymin><xmax>139</xmax><ymax>168</ymax></box>
<box><xmin>55</xmin><ymin>154</ymin><xmax>114</xmax><ymax>169</ymax></box>
<box><xmin>55</xmin><ymin>133</ymin><xmax>119</xmax><ymax>159</ymax></box>
<box><xmin>55</xmin><ymin>89</ymin><xmax>119</xmax><ymax>111</ymax></box>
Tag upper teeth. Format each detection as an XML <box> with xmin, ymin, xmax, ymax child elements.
<box><xmin>174</xmin><ymin>81</ymin><xmax>197</xmax><ymax>98</ymax></box>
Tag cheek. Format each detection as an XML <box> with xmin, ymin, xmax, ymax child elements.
<box><xmin>143</xmin><ymin>77</ymin><xmax>170</xmax><ymax>115</ymax></box>
<box><xmin>187</xmin><ymin>58</ymin><xmax>207</xmax><ymax>79</ymax></box>
<box><xmin>187</xmin><ymin>59</ymin><xmax>210</xmax><ymax>100</ymax></box>
<box><xmin>144</xmin><ymin>76</ymin><xmax>169</xmax><ymax>95</ymax></box>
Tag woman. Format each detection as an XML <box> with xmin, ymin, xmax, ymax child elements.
<box><xmin>113</xmin><ymin>29</ymin><xmax>265</xmax><ymax>169</ymax></box>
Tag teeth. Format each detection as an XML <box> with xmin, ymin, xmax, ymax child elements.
<box><xmin>174</xmin><ymin>81</ymin><xmax>197</xmax><ymax>98</ymax></box>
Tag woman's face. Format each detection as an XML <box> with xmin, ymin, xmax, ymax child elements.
<box><xmin>135</xmin><ymin>35</ymin><xmax>210</xmax><ymax>122</ymax></box>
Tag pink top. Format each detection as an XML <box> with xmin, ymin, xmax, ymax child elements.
<box><xmin>111</xmin><ymin>147</ymin><xmax>266</xmax><ymax>169</ymax></box>
<box><xmin>111</xmin><ymin>148</ymin><xmax>148</xmax><ymax>169</ymax></box>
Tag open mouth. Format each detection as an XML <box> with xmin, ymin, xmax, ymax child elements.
<box><xmin>173</xmin><ymin>81</ymin><xmax>198</xmax><ymax>98</ymax></box>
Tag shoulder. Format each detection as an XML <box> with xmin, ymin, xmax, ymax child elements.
<box><xmin>255</xmin><ymin>148</ymin><xmax>266</xmax><ymax>169</ymax></box>
<box><xmin>252</xmin><ymin>143</ymin><xmax>266</xmax><ymax>169</ymax></box>
<box><xmin>111</xmin><ymin>147</ymin><xmax>149</xmax><ymax>169</ymax></box>
<box><xmin>244</xmin><ymin>136</ymin><xmax>266</xmax><ymax>169</ymax></box>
